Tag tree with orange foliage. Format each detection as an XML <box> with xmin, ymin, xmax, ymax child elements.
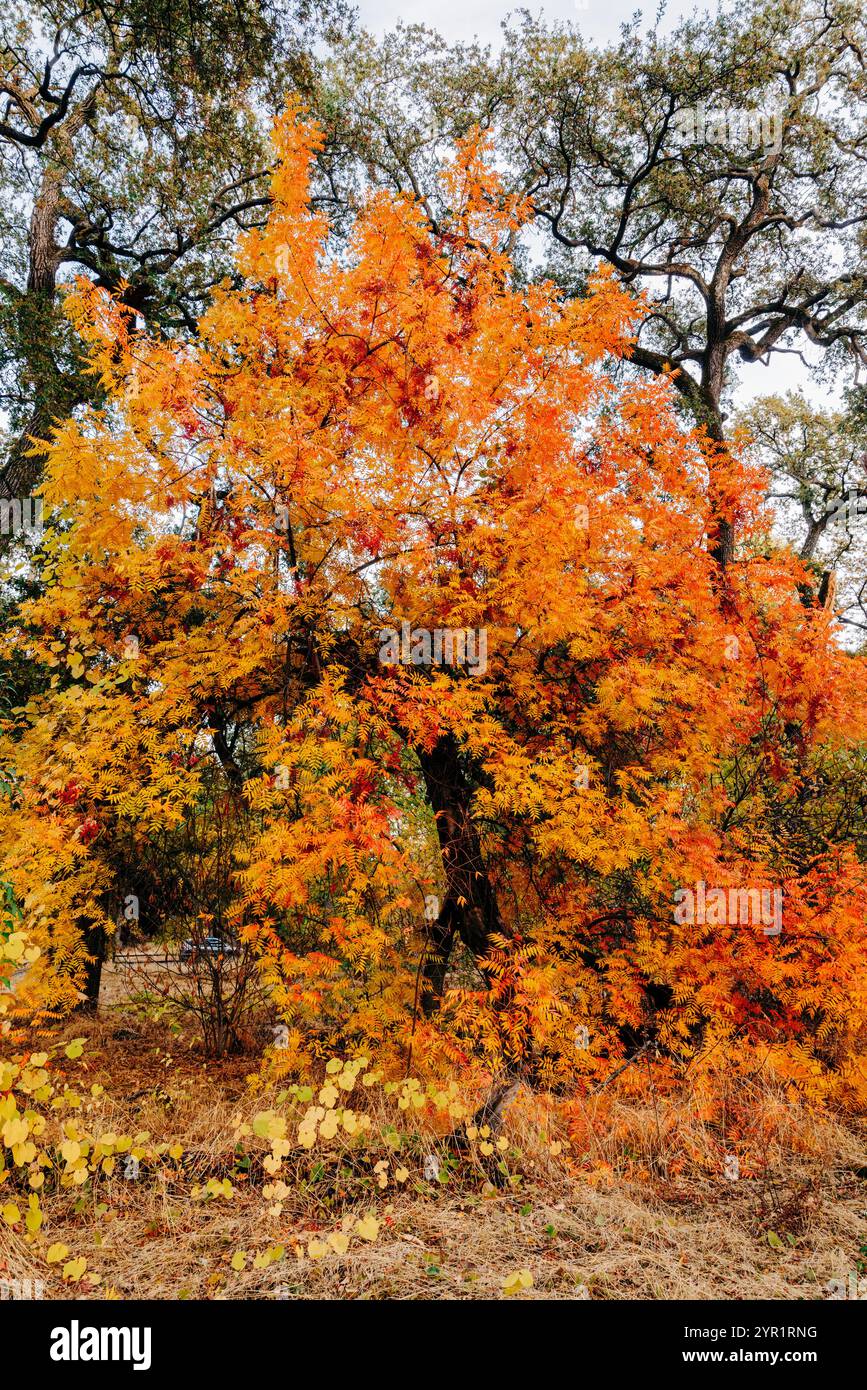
<box><xmin>2</xmin><ymin>110</ymin><xmax>866</xmax><ymax>1104</ymax></box>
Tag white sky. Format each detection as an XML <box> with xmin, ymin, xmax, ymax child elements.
<box><xmin>356</xmin><ymin>0</ymin><xmax>693</xmax><ymax>48</ymax></box>
<box><xmin>355</xmin><ymin>0</ymin><xmax>841</xmax><ymax>412</ymax></box>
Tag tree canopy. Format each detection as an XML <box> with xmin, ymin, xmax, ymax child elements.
<box><xmin>2</xmin><ymin>113</ymin><xmax>865</xmax><ymax>1101</ymax></box>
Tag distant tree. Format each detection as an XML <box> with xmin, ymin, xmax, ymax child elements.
<box><xmin>736</xmin><ymin>390</ymin><xmax>867</xmax><ymax>632</ymax></box>
<box><xmin>0</xmin><ymin>0</ymin><xmax>352</xmax><ymax>504</ymax></box>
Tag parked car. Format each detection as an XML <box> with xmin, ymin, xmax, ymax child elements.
<box><xmin>178</xmin><ymin>936</ymin><xmax>239</xmax><ymax>964</ymax></box>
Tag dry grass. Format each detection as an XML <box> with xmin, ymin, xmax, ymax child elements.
<box><xmin>2</xmin><ymin>1007</ymin><xmax>866</xmax><ymax>1302</ymax></box>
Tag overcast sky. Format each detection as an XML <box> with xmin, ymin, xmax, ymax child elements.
<box><xmin>355</xmin><ymin>0</ymin><xmax>697</xmax><ymax>48</ymax></box>
<box><xmin>354</xmin><ymin>0</ymin><xmax>840</xmax><ymax>413</ymax></box>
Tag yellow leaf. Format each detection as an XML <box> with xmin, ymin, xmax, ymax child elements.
<box><xmin>2</xmin><ymin>1116</ymin><xmax>29</xmax><ymax>1147</ymax></box>
<box><xmin>252</xmin><ymin>1110</ymin><xmax>286</xmax><ymax>1141</ymax></box>
<box><xmin>319</xmin><ymin>1113</ymin><xmax>339</xmax><ymax>1141</ymax></box>
<box><xmin>503</xmin><ymin>1269</ymin><xmax>534</xmax><ymax>1296</ymax></box>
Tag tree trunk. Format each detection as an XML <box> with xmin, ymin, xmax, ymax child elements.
<box><xmin>416</xmin><ymin>734</ymin><xmax>506</xmax><ymax>1013</ymax></box>
<box><xmin>701</xmin><ymin>387</ymin><xmax>735</xmax><ymax>570</ymax></box>
<box><xmin>76</xmin><ymin>920</ymin><xmax>105</xmax><ymax>1013</ymax></box>
<box><xmin>2</xmin><ymin>93</ymin><xmax>96</xmax><ymax>506</ymax></box>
